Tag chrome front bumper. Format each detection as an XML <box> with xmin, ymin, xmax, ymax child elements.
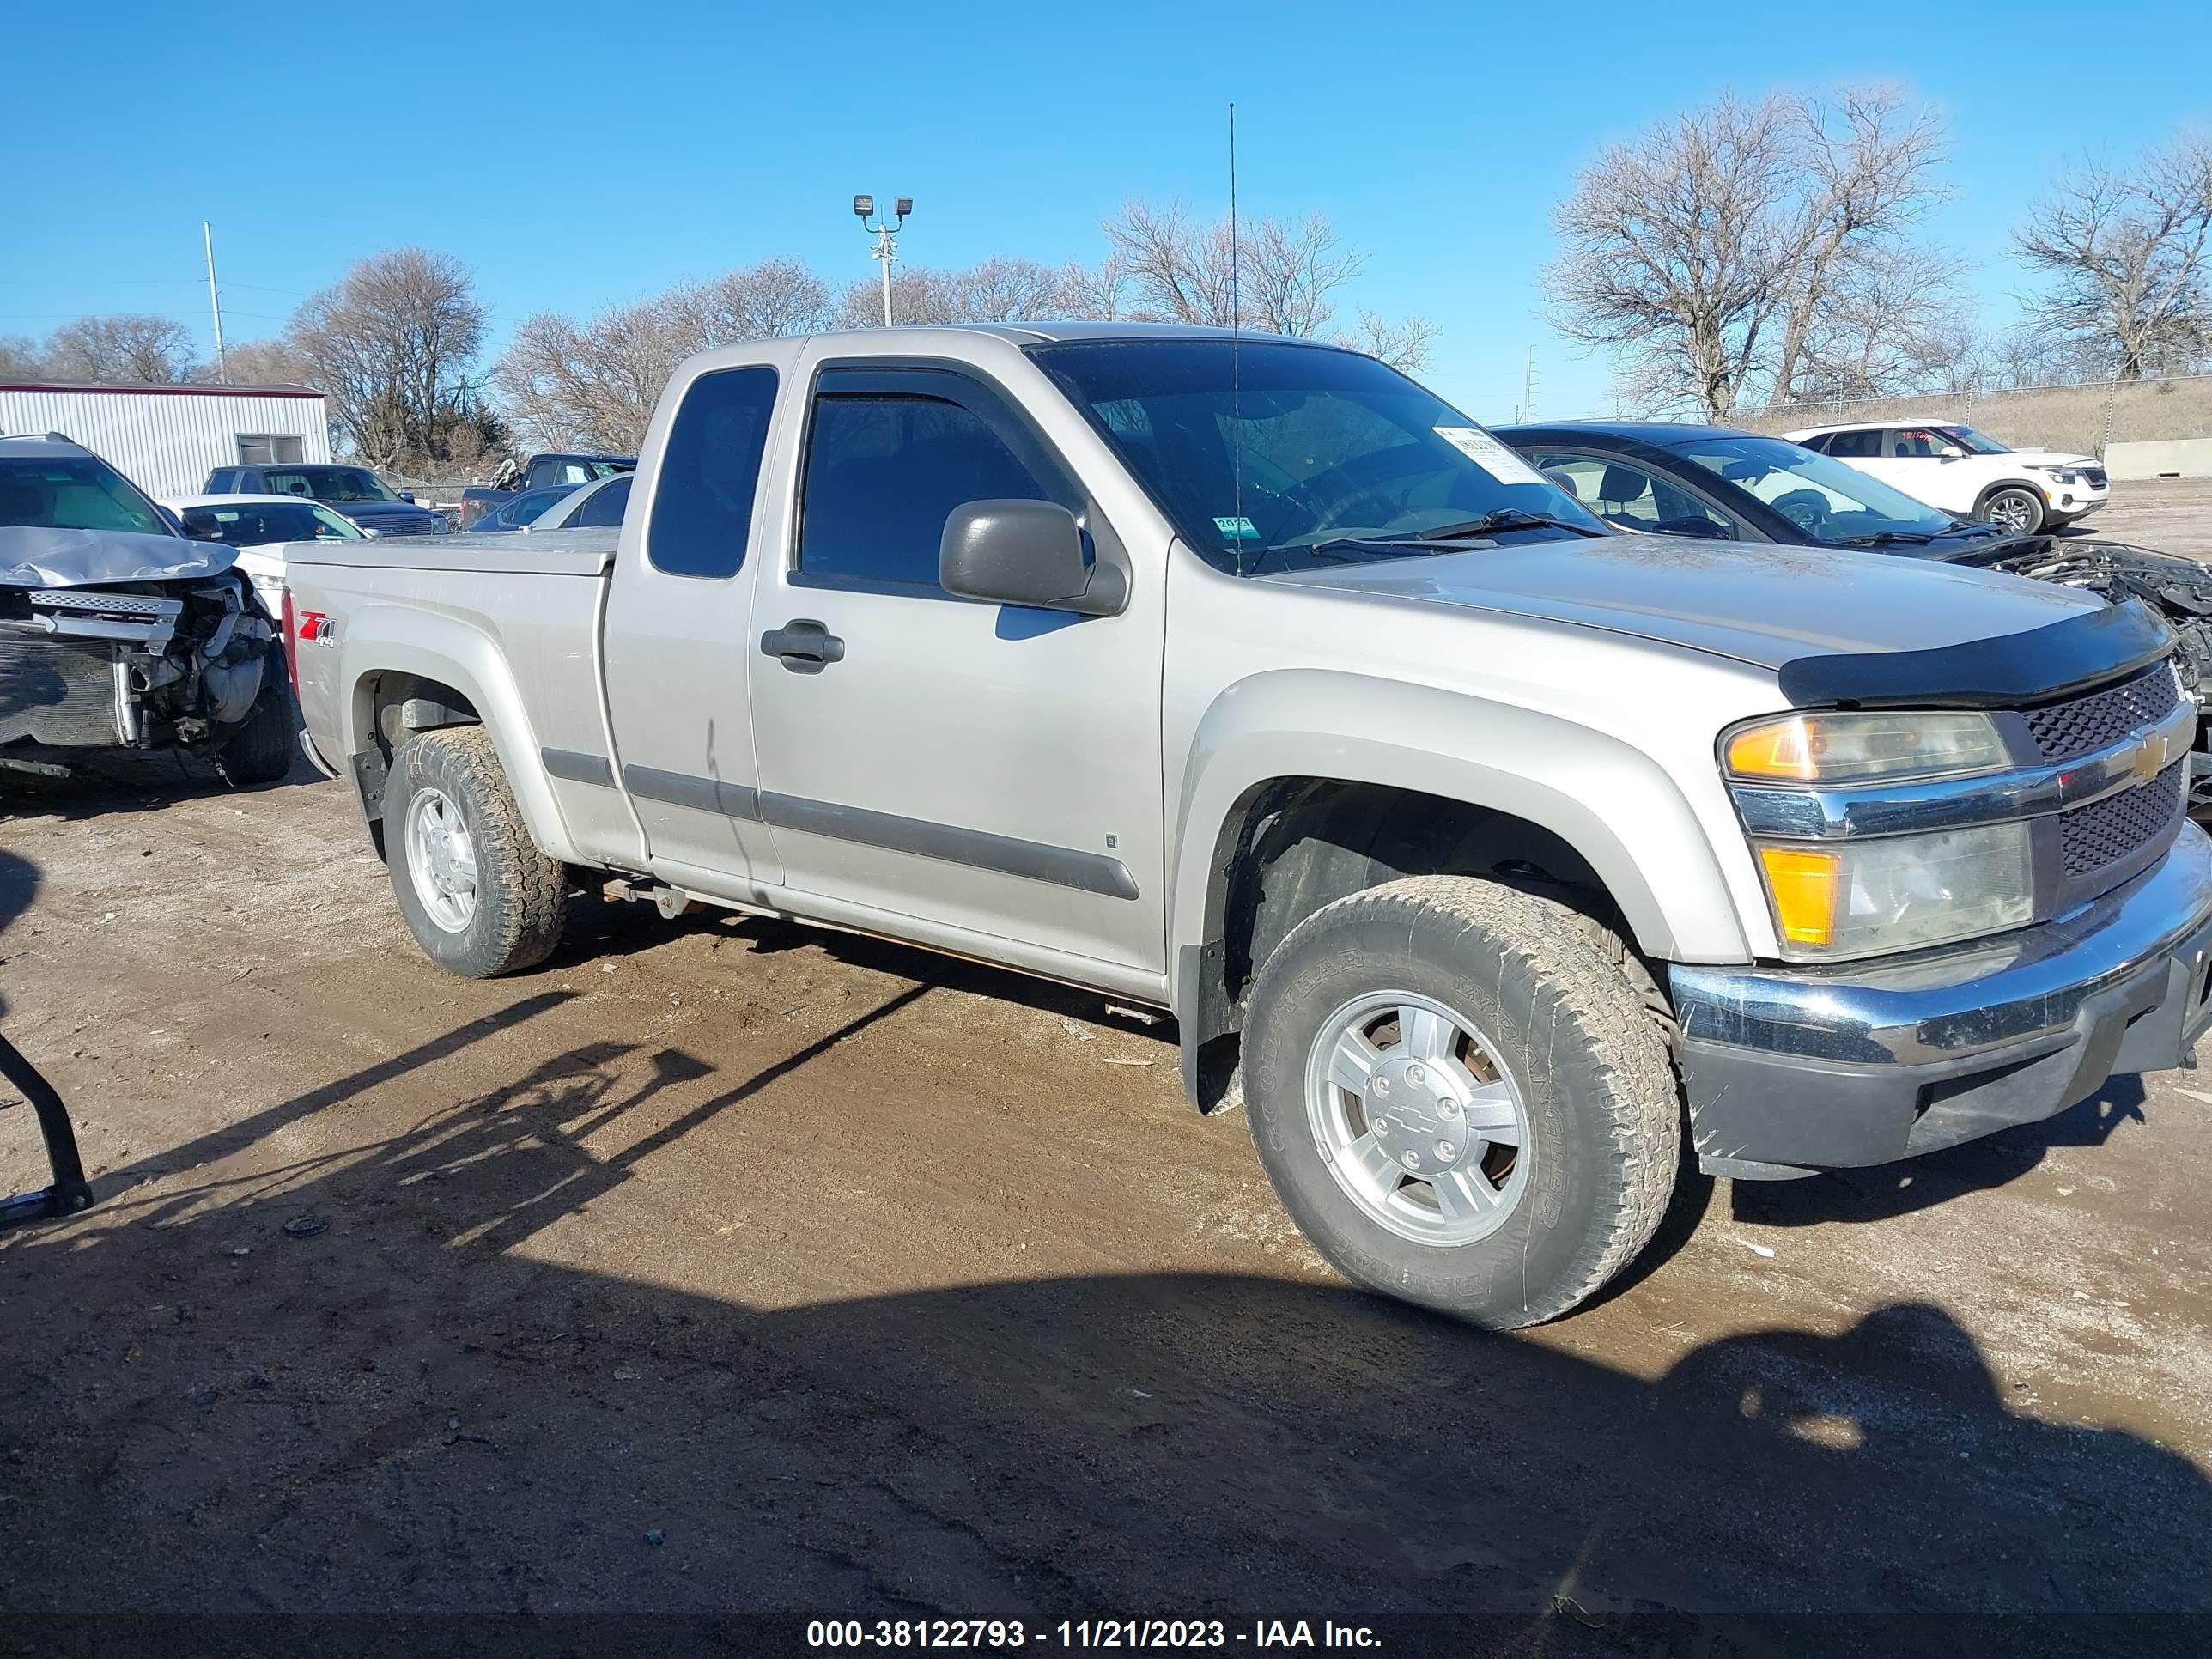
<box><xmin>1670</xmin><ymin>822</ymin><xmax>2212</xmax><ymax>1177</ymax></box>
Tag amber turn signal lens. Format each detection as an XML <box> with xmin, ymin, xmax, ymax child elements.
<box><xmin>1727</xmin><ymin>719</ymin><xmax>1817</xmax><ymax>781</ymax></box>
<box><xmin>1757</xmin><ymin>845</ymin><xmax>1842</xmax><ymax>947</ymax></box>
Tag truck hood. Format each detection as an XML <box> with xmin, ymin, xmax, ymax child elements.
<box><xmin>0</xmin><ymin>525</ymin><xmax>240</xmax><ymax>588</ymax></box>
<box><xmin>1252</xmin><ymin>533</ymin><xmax>2100</xmax><ymax>671</ymax></box>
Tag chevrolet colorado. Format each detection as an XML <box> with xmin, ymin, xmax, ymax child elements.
<box><xmin>281</xmin><ymin>324</ymin><xmax>2212</xmax><ymax>1326</ymax></box>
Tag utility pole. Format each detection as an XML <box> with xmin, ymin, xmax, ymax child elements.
<box><xmin>1523</xmin><ymin>346</ymin><xmax>1536</xmax><ymax>424</ymax></box>
<box><xmin>853</xmin><ymin>195</ymin><xmax>913</xmax><ymax>326</ymax></box>
<box><xmin>202</xmin><ymin>221</ymin><xmax>228</xmax><ymax>381</ymax></box>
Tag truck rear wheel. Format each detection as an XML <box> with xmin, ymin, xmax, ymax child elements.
<box><xmin>1241</xmin><ymin>876</ymin><xmax>1679</xmax><ymax>1328</ymax></box>
<box><xmin>385</xmin><ymin>726</ymin><xmax>567</xmax><ymax>977</ymax></box>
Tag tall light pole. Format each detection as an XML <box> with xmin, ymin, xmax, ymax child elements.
<box><xmin>203</xmin><ymin>221</ymin><xmax>228</xmax><ymax>382</ymax></box>
<box><xmin>853</xmin><ymin>195</ymin><xmax>912</xmax><ymax>326</ymax></box>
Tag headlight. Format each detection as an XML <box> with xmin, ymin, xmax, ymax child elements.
<box><xmin>1754</xmin><ymin>822</ymin><xmax>2035</xmax><ymax>957</ymax></box>
<box><xmin>2038</xmin><ymin>465</ymin><xmax>2081</xmax><ymax>484</ymax></box>
<box><xmin>1723</xmin><ymin>711</ymin><xmax>2010</xmax><ymax>784</ymax></box>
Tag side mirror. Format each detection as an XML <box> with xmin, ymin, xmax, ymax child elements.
<box><xmin>179</xmin><ymin>509</ymin><xmax>225</xmax><ymax>541</ymax></box>
<box><xmin>399</xmin><ymin>490</ymin><xmax>417</xmax><ymax>504</ymax></box>
<box><xmin>940</xmin><ymin>500</ymin><xmax>1126</xmax><ymax>616</ymax></box>
<box><xmin>361</xmin><ymin>526</ymin><xmax>386</xmax><ymax>540</ymax></box>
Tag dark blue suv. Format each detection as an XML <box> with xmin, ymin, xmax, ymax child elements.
<box><xmin>203</xmin><ymin>463</ymin><xmax>446</xmax><ymax>538</ymax></box>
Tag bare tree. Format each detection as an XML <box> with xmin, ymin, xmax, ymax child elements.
<box><xmin>497</xmin><ymin>260</ymin><xmax>834</xmax><ymax>453</ymax></box>
<box><xmin>287</xmin><ymin>248</ymin><xmax>487</xmax><ymax>471</ymax></box>
<box><xmin>949</xmin><ymin>257</ymin><xmax>1081</xmax><ymax>323</ymax></box>
<box><xmin>832</xmin><ymin>257</ymin><xmax>1102</xmax><ymax>329</ymax></box>
<box><xmin>673</xmin><ymin>257</ymin><xmax>836</xmax><ymax>342</ymax></box>
<box><xmin>209</xmin><ymin>337</ymin><xmax>319</xmax><ymax>387</ymax></box>
<box><xmin>1102</xmin><ymin>200</ymin><xmax>1240</xmax><ymax>326</ymax></box>
<box><xmin>1097</xmin><ymin>198</ymin><xmax>1433</xmax><ymax>367</ymax></box>
<box><xmin>0</xmin><ymin>335</ymin><xmax>43</xmax><ymax>378</ymax></box>
<box><xmin>1766</xmin><ymin>89</ymin><xmax>1951</xmax><ymax>404</ymax></box>
<box><xmin>40</xmin><ymin>313</ymin><xmax>200</xmax><ymax>383</ymax></box>
<box><xmin>496</xmin><ymin>303</ymin><xmax>696</xmax><ymax>453</ymax></box>
<box><xmin>1337</xmin><ymin>311</ymin><xmax>1440</xmax><ymax>374</ymax></box>
<box><xmin>1060</xmin><ymin>254</ymin><xmax>1133</xmax><ymax>321</ymax></box>
<box><xmin>2014</xmin><ymin>134</ymin><xmax>2212</xmax><ymax>380</ymax></box>
<box><xmin>1788</xmin><ymin>242</ymin><xmax>1971</xmax><ymax>401</ymax></box>
<box><xmin>1547</xmin><ymin>89</ymin><xmax>1954</xmax><ymax>417</ymax></box>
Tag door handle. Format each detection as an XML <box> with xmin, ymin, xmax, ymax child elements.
<box><xmin>760</xmin><ymin>618</ymin><xmax>845</xmax><ymax>673</ymax></box>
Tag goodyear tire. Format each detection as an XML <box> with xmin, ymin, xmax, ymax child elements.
<box><xmin>385</xmin><ymin>726</ymin><xmax>566</xmax><ymax>977</ymax></box>
<box><xmin>1242</xmin><ymin>876</ymin><xmax>1679</xmax><ymax>1328</ymax></box>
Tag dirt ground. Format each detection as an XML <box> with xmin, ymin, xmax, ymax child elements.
<box><xmin>4</xmin><ymin>491</ymin><xmax>2212</xmax><ymax>1650</ymax></box>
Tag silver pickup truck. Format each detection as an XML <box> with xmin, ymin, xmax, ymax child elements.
<box><xmin>283</xmin><ymin>323</ymin><xmax>2212</xmax><ymax>1327</ymax></box>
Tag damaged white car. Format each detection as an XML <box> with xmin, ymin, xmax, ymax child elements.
<box><xmin>1</xmin><ymin>434</ymin><xmax>294</xmax><ymax>784</ymax></box>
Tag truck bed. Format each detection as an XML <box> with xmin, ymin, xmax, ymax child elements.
<box><xmin>283</xmin><ymin>525</ymin><xmax>632</xmax><ymax>869</ymax></box>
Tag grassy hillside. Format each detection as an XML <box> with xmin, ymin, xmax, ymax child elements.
<box><xmin>1732</xmin><ymin>374</ymin><xmax>2212</xmax><ymax>457</ymax></box>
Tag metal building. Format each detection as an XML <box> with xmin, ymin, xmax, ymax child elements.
<box><xmin>0</xmin><ymin>381</ymin><xmax>331</xmax><ymax>497</ymax></box>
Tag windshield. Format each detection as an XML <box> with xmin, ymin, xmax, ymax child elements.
<box><xmin>273</xmin><ymin>466</ymin><xmax>402</xmax><ymax>504</ymax></box>
<box><xmin>1672</xmin><ymin>435</ymin><xmax>1978</xmax><ymax>544</ymax></box>
<box><xmin>186</xmin><ymin>501</ymin><xmax>366</xmax><ymax>544</ymax></box>
<box><xmin>1932</xmin><ymin>423</ymin><xmax>2010</xmax><ymax>456</ymax></box>
<box><xmin>1029</xmin><ymin>339</ymin><xmax>1605</xmax><ymax>574</ymax></box>
<box><xmin>0</xmin><ymin>453</ymin><xmax>173</xmax><ymax>535</ymax></box>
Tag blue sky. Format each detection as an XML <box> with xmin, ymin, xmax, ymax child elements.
<box><xmin>6</xmin><ymin>0</ymin><xmax>2207</xmax><ymax>419</ymax></box>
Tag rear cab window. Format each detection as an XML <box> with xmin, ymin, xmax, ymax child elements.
<box><xmin>646</xmin><ymin>365</ymin><xmax>779</xmax><ymax>579</ymax></box>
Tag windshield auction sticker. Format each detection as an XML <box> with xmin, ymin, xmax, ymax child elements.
<box><xmin>1434</xmin><ymin>427</ymin><xmax>1552</xmax><ymax>488</ymax></box>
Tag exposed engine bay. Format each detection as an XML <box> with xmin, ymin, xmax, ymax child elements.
<box><xmin>1</xmin><ymin>528</ymin><xmax>279</xmax><ymax>777</ymax></box>
<box><xmin>1969</xmin><ymin>536</ymin><xmax>2212</xmax><ymax>807</ymax></box>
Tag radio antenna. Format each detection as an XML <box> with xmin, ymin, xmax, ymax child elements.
<box><xmin>1230</xmin><ymin>100</ymin><xmax>1245</xmax><ymax>575</ymax></box>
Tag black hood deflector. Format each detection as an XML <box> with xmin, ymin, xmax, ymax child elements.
<box><xmin>1778</xmin><ymin>598</ymin><xmax>2174</xmax><ymax>709</ymax></box>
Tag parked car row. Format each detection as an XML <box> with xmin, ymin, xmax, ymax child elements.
<box><xmin>203</xmin><ymin>463</ymin><xmax>448</xmax><ymax>538</ymax></box>
<box><xmin>457</xmin><ymin>452</ymin><xmax>634</xmax><ymax>529</ymax></box>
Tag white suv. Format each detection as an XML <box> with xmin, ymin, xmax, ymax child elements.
<box><xmin>1780</xmin><ymin>419</ymin><xmax>2107</xmax><ymax>536</ymax></box>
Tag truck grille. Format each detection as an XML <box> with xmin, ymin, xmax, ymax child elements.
<box><xmin>2021</xmin><ymin>665</ymin><xmax>2179</xmax><ymax>762</ymax></box>
<box><xmin>2060</xmin><ymin>761</ymin><xmax>2185</xmax><ymax>878</ymax></box>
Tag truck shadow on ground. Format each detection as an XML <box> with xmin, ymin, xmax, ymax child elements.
<box><xmin>1732</xmin><ymin>1074</ymin><xmax>2154</xmax><ymax>1228</ymax></box>
<box><xmin>544</xmin><ymin>898</ymin><xmax>2166</xmax><ymax>1279</ymax></box>
<box><xmin>566</xmin><ymin>899</ymin><xmax>1182</xmax><ymax>1042</ymax></box>
<box><xmin>1</xmin><ymin>994</ymin><xmax>2205</xmax><ymax>1655</ymax></box>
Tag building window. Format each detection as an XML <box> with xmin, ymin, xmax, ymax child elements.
<box><xmin>237</xmin><ymin>434</ymin><xmax>305</xmax><ymax>465</ymax></box>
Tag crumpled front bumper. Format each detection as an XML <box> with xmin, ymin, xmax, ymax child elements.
<box><xmin>1669</xmin><ymin>822</ymin><xmax>2212</xmax><ymax>1178</ymax></box>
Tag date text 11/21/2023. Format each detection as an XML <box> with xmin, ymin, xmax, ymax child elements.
<box><xmin>805</xmin><ymin>1619</ymin><xmax>1382</xmax><ymax>1649</ymax></box>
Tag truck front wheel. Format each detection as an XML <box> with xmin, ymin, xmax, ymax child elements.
<box><xmin>1241</xmin><ymin>876</ymin><xmax>1679</xmax><ymax>1328</ymax></box>
<box><xmin>385</xmin><ymin>726</ymin><xmax>567</xmax><ymax>977</ymax></box>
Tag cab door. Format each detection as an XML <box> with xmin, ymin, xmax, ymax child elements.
<box><xmin>599</xmin><ymin>356</ymin><xmax>789</xmax><ymax>900</ymax></box>
<box><xmin>743</xmin><ymin>355</ymin><xmax>1167</xmax><ymax>989</ymax></box>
